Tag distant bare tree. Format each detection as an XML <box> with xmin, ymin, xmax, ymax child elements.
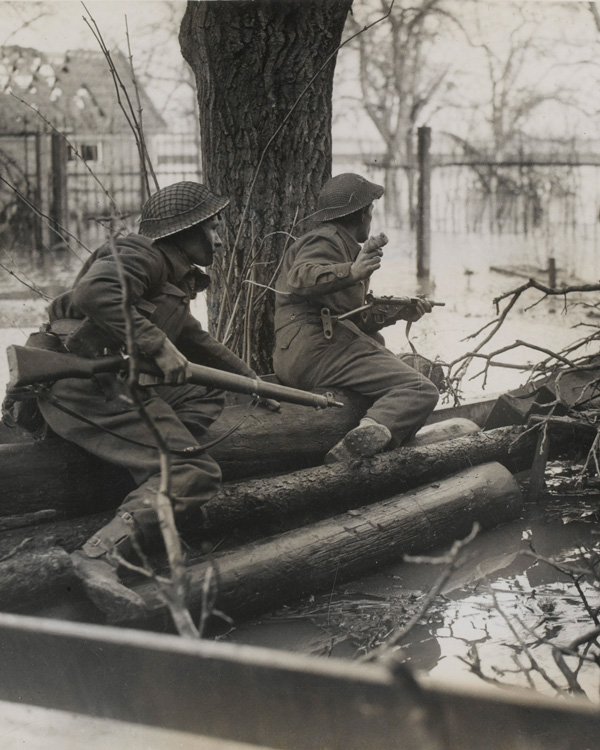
<box><xmin>345</xmin><ymin>0</ymin><xmax>463</xmax><ymax>227</ymax></box>
<box><xmin>0</xmin><ymin>2</ymin><xmax>52</xmax><ymax>46</ymax></box>
<box><xmin>131</xmin><ymin>1</ymin><xmax>198</xmax><ymax>128</ymax></box>
<box><xmin>442</xmin><ymin>1</ymin><xmax>587</xmax><ymax>234</ymax></box>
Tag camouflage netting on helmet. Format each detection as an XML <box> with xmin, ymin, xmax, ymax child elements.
<box><xmin>139</xmin><ymin>182</ymin><xmax>230</xmax><ymax>240</ymax></box>
<box><xmin>315</xmin><ymin>173</ymin><xmax>384</xmax><ymax>222</ymax></box>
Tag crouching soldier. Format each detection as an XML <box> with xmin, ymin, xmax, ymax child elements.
<box><xmin>35</xmin><ymin>181</ymin><xmax>258</xmax><ymax>615</ymax></box>
<box><xmin>273</xmin><ymin>172</ymin><xmax>439</xmax><ymax>463</ymax></box>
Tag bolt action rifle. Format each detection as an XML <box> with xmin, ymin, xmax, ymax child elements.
<box><xmin>5</xmin><ymin>344</ymin><xmax>344</xmax><ymax>410</ymax></box>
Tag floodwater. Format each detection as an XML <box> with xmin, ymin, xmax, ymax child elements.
<box><xmin>1</xmin><ymin>227</ymin><xmax>599</xmax><ymax>702</ymax></box>
<box><xmin>220</xmin><ymin>229</ymin><xmax>600</xmax><ymax>702</ymax></box>
<box><xmin>0</xmin><ymin>227</ymin><xmax>593</xmax><ymax>398</ymax></box>
<box><xmin>222</xmin><ymin>484</ymin><xmax>600</xmax><ymax>702</ymax></box>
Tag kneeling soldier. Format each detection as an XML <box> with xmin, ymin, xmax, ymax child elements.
<box><xmin>273</xmin><ymin>173</ymin><xmax>439</xmax><ymax>463</ymax></box>
<box><xmin>37</xmin><ymin>182</ymin><xmax>257</xmax><ymax>615</ymax></box>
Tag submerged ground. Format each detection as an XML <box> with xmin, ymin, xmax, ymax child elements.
<box><xmin>223</xmin><ymin>473</ymin><xmax>600</xmax><ymax>702</ymax></box>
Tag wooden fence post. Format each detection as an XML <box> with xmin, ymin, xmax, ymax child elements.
<box><xmin>33</xmin><ymin>133</ymin><xmax>44</xmax><ymax>259</ymax></box>
<box><xmin>50</xmin><ymin>132</ymin><xmax>68</xmax><ymax>250</ymax></box>
<box><xmin>417</xmin><ymin>126</ymin><xmax>431</xmax><ymax>278</ymax></box>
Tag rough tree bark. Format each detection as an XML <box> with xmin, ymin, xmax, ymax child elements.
<box><xmin>179</xmin><ymin>0</ymin><xmax>354</xmax><ymax>372</ymax></box>
<box><xmin>124</xmin><ymin>462</ymin><xmax>523</xmax><ymax>627</ymax></box>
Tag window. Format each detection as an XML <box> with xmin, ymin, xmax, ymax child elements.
<box><xmin>68</xmin><ymin>143</ymin><xmax>100</xmax><ymax>162</ymax></box>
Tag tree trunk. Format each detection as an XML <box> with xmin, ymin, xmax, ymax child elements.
<box><xmin>0</xmin><ymin>390</ymin><xmax>368</xmax><ymax>521</ymax></box>
<box><xmin>179</xmin><ymin>0</ymin><xmax>353</xmax><ymax>372</ymax></box>
<box><xmin>3</xmin><ymin>413</ymin><xmax>589</xmax><ymax>559</ymax></box>
<box><xmin>198</xmin><ymin>424</ymin><xmax>535</xmax><ymax>541</ymax></box>
<box><xmin>0</xmin><ymin>416</ymin><xmax>483</xmax><ymax>560</ymax></box>
<box><xmin>1</xmin><ymin>417</ymin><xmax>590</xmax><ymax>616</ymax></box>
<box><xmin>0</xmin><ymin>385</ymin><xmax>489</xmax><ymax>523</ymax></box>
<box><xmin>0</xmin><ymin>420</ymin><xmax>542</xmax><ymax>587</ymax></box>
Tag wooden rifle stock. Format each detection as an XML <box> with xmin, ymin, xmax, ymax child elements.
<box><xmin>6</xmin><ymin>345</ymin><xmax>343</xmax><ymax>410</ymax></box>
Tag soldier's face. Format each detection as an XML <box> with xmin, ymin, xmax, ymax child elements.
<box><xmin>356</xmin><ymin>204</ymin><xmax>374</xmax><ymax>243</ymax></box>
<box><xmin>178</xmin><ymin>215</ymin><xmax>223</xmax><ymax>266</ymax></box>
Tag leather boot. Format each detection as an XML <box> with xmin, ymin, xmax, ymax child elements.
<box><xmin>325</xmin><ymin>420</ymin><xmax>392</xmax><ymax>464</ymax></box>
<box><xmin>71</xmin><ymin>513</ymin><xmax>146</xmax><ymax>617</ymax></box>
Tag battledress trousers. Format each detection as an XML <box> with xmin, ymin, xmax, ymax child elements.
<box><xmin>37</xmin><ymin>234</ymin><xmax>255</xmax><ymax>547</ymax></box>
<box><xmin>273</xmin><ymin>222</ymin><xmax>439</xmax><ymax>445</ymax></box>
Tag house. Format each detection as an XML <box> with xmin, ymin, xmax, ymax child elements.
<box><xmin>0</xmin><ymin>45</ymin><xmax>198</xmax><ymax>256</ymax></box>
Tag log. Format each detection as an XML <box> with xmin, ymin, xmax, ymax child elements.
<box><xmin>0</xmin><ymin>390</ymin><xmax>366</xmax><ymax>519</ymax></box>
<box><xmin>0</xmin><ymin>418</ymin><xmax>482</xmax><ymax>558</ymax></box>
<box><xmin>0</xmin><ymin>419</ymin><xmax>578</xmax><ymax>563</ymax></box>
<box><xmin>120</xmin><ymin>461</ymin><xmax>523</xmax><ymax>628</ymax></box>
<box><xmin>0</xmin><ymin>392</ymin><xmax>492</xmax><ymax>520</ymax></box>
<box><xmin>0</xmin><ymin>548</ymin><xmax>73</xmax><ymax>611</ymax></box>
<box><xmin>408</xmin><ymin>417</ymin><xmax>480</xmax><ymax>447</ymax></box>
<box><xmin>6</xmin><ymin>462</ymin><xmax>521</xmax><ymax>620</ymax></box>
<box><xmin>198</xmin><ymin>424</ymin><xmax>535</xmax><ymax>540</ymax></box>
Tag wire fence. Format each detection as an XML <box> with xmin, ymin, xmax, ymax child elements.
<box><xmin>0</xmin><ymin>129</ymin><xmax>201</xmax><ymax>256</ymax></box>
<box><xmin>359</xmin><ymin>157</ymin><xmax>600</xmax><ymax>283</ymax></box>
<box><xmin>2</xmin><ymin>127</ymin><xmax>600</xmax><ymax>282</ymax></box>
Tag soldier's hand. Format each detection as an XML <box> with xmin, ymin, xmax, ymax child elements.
<box><xmin>153</xmin><ymin>338</ymin><xmax>191</xmax><ymax>385</ymax></box>
<box><xmin>404</xmin><ymin>296</ymin><xmax>434</xmax><ymax>322</ymax></box>
<box><xmin>257</xmin><ymin>397</ymin><xmax>282</xmax><ymax>412</ymax></box>
<box><xmin>350</xmin><ymin>238</ymin><xmax>385</xmax><ymax>281</ymax></box>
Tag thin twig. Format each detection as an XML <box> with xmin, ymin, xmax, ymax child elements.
<box><xmin>107</xmin><ymin>230</ymin><xmax>199</xmax><ymax>638</ymax></box>
<box><xmin>0</xmin><ymin>174</ymin><xmax>88</xmax><ymax>259</ymax></box>
<box><xmin>361</xmin><ymin>522</ymin><xmax>481</xmax><ymax>662</ymax></box>
<box><xmin>0</xmin><ymin>261</ymin><xmax>52</xmax><ymax>300</ymax></box>
<box><xmin>82</xmin><ymin>3</ymin><xmax>159</xmax><ymax>194</ymax></box>
<box><xmin>9</xmin><ymin>92</ymin><xmax>123</xmax><ymax>222</ymax></box>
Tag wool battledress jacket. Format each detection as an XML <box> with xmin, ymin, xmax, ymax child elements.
<box><xmin>273</xmin><ymin>222</ymin><xmax>439</xmax><ymax>442</ymax></box>
<box><xmin>273</xmin><ymin>222</ymin><xmax>372</xmax><ymax>387</ymax></box>
<box><xmin>35</xmin><ymin>233</ymin><xmax>253</xmax><ymax>537</ymax></box>
<box><xmin>48</xmin><ymin>233</ymin><xmax>254</xmax><ymax>378</ymax></box>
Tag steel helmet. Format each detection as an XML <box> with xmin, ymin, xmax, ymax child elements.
<box><xmin>314</xmin><ymin>173</ymin><xmax>384</xmax><ymax>222</ymax></box>
<box><xmin>138</xmin><ymin>182</ymin><xmax>230</xmax><ymax>240</ymax></box>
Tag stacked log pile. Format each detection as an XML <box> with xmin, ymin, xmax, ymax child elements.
<box><xmin>0</xmin><ymin>388</ymin><xmax>592</xmax><ymax>627</ymax></box>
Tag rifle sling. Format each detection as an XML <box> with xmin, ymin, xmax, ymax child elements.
<box><xmin>40</xmin><ymin>389</ymin><xmax>259</xmax><ymax>456</ymax></box>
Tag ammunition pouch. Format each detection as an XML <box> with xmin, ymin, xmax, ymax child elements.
<box><xmin>60</xmin><ymin>317</ymin><xmax>122</xmax><ymax>358</ymax></box>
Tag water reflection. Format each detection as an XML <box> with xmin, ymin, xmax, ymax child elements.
<box><xmin>224</xmin><ymin>500</ymin><xmax>600</xmax><ymax>701</ymax></box>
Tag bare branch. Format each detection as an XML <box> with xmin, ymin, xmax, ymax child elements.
<box><xmin>361</xmin><ymin>522</ymin><xmax>480</xmax><ymax>663</ymax></box>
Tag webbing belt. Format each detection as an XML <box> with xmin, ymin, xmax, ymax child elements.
<box><xmin>320</xmin><ymin>307</ymin><xmax>418</xmax><ymax>354</ymax></box>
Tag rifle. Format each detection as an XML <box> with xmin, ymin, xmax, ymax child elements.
<box><xmin>321</xmin><ymin>293</ymin><xmax>445</xmax><ymax>338</ymax></box>
<box><xmin>6</xmin><ymin>345</ymin><xmax>343</xmax><ymax>410</ymax></box>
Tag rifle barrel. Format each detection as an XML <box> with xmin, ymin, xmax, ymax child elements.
<box><xmin>6</xmin><ymin>345</ymin><xmax>343</xmax><ymax>410</ymax></box>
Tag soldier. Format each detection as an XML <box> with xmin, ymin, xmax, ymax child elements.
<box><xmin>273</xmin><ymin>172</ymin><xmax>439</xmax><ymax>463</ymax></box>
<box><xmin>37</xmin><ymin>182</ymin><xmax>261</xmax><ymax>615</ymax></box>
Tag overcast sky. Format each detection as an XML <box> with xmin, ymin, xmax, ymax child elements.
<box><xmin>1</xmin><ymin>1</ymin><xmax>186</xmax><ymax>52</ymax></box>
<box><xmin>3</xmin><ymin>0</ymin><xmax>600</xmax><ymax>145</ymax></box>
